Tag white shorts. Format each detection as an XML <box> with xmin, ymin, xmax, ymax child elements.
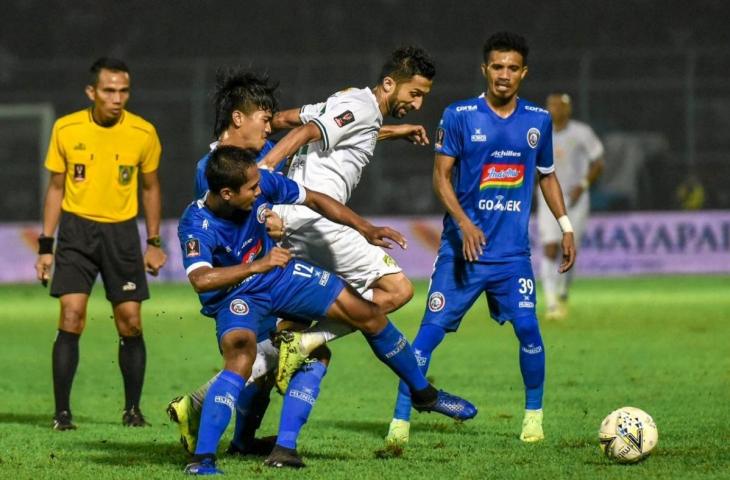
<box><xmin>536</xmin><ymin>194</ymin><xmax>589</xmax><ymax>245</ymax></box>
<box><xmin>274</xmin><ymin>205</ymin><xmax>402</xmax><ymax>294</ymax></box>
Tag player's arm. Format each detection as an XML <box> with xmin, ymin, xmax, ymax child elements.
<box><xmin>141</xmin><ymin>170</ymin><xmax>167</xmax><ymax>275</ymax></box>
<box><xmin>271</xmin><ymin>108</ymin><xmax>304</xmax><ymax>132</ymax></box>
<box><xmin>569</xmin><ymin>155</ymin><xmax>605</xmax><ymax>207</ymax></box>
<box><xmin>538</xmin><ymin>171</ymin><xmax>576</xmax><ymax>272</ymax></box>
<box><xmin>378</xmin><ymin>124</ymin><xmax>429</xmax><ymax>145</ymax></box>
<box><xmin>35</xmin><ymin>171</ymin><xmax>65</xmax><ymax>285</ymax></box>
<box><xmin>433</xmin><ymin>153</ymin><xmax>485</xmax><ymax>262</ymax></box>
<box><xmin>302</xmin><ymin>189</ymin><xmax>407</xmax><ymax>250</ymax></box>
<box><xmin>187</xmin><ymin>247</ymin><xmax>292</xmax><ymax>293</ymax></box>
<box><xmin>258</xmin><ymin>122</ymin><xmax>321</xmax><ymax>171</ymax></box>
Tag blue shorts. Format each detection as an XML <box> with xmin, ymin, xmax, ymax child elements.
<box><xmin>422</xmin><ymin>256</ymin><xmax>537</xmax><ymax>332</ymax></box>
<box><xmin>214</xmin><ymin>260</ymin><xmax>346</xmax><ymax>345</ymax></box>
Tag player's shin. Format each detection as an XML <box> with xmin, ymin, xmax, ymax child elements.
<box><xmin>276</xmin><ymin>360</ymin><xmax>327</xmax><ymax>450</ymax></box>
<box><xmin>230</xmin><ymin>382</ymin><xmax>261</xmax><ymax>450</ymax></box>
<box><xmin>364</xmin><ymin>320</ymin><xmax>433</xmax><ymax>400</ymax></box>
<box><xmin>512</xmin><ymin>314</ymin><xmax>545</xmax><ymax>410</ymax></box>
<box><xmin>194</xmin><ymin>370</ymin><xmax>246</xmax><ymax>456</ymax></box>
<box><xmin>391</xmin><ymin>323</ymin><xmax>445</xmax><ymax>421</ymax></box>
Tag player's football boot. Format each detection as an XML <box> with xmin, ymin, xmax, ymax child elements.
<box><xmin>184</xmin><ymin>456</ymin><xmax>222</xmax><ymax>475</ymax></box>
<box><xmin>226</xmin><ymin>435</ymin><xmax>277</xmax><ymax>457</ymax></box>
<box><xmin>519</xmin><ymin>409</ymin><xmax>544</xmax><ymax>442</ymax></box>
<box><xmin>52</xmin><ymin>410</ymin><xmax>77</xmax><ymax>431</ymax></box>
<box><xmin>274</xmin><ymin>330</ymin><xmax>308</xmax><ymax>394</ymax></box>
<box><xmin>167</xmin><ymin>394</ymin><xmax>200</xmax><ymax>454</ymax></box>
<box><xmin>384</xmin><ymin>418</ymin><xmax>410</xmax><ymax>445</ymax></box>
<box><xmin>545</xmin><ymin>302</ymin><xmax>567</xmax><ymax>321</ymax></box>
<box><xmin>264</xmin><ymin>444</ymin><xmax>306</xmax><ymax>468</ymax></box>
<box><xmin>122</xmin><ymin>406</ymin><xmax>150</xmax><ymax>427</ymax></box>
<box><xmin>412</xmin><ymin>390</ymin><xmax>478</xmax><ymax>421</ymax></box>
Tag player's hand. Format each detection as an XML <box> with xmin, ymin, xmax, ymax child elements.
<box><xmin>559</xmin><ymin>232</ymin><xmax>576</xmax><ymax>273</ymax></box>
<box><xmin>264</xmin><ymin>209</ymin><xmax>286</xmax><ymax>241</ymax></box>
<box><xmin>568</xmin><ymin>185</ymin><xmax>584</xmax><ymax>207</ymax></box>
<box><xmin>459</xmin><ymin>220</ymin><xmax>486</xmax><ymax>262</ymax></box>
<box><xmin>35</xmin><ymin>254</ymin><xmax>53</xmax><ymax>287</ymax></box>
<box><xmin>144</xmin><ymin>246</ymin><xmax>167</xmax><ymax>276</ymax></box>
<box><xmin>361</xmin><ymin>225</ymin><xmax>407</xmax><ymax>250</ymax></box>
<box><xmin>400</xmin><ymin>124</ymin><xmax>430</xmax><ymax>145</ymax></box>
<box><xmin>253</xmin><ymin>246</ymin><xmax>292</xmax><ymax>273</ymax></box>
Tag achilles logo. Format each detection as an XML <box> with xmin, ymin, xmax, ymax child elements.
<box><xmin>490</xmin><ymin>150</ymin><xmax>521</xmax><ymax>159</ymax></box>
<box><xmin>384</xmin><ymin>336</ymin><xmax>407</xmax><ymax>359</ymax></box>
<box><xmin>289</xmin><ymin>389</ymin><xmax>316</xmax><ymax>406</ymax></box>
<box><xmin>521</xmin><ymin>344</ymin><xmax>543</xmax><ymax>354</ymax></box>
<box><xmin>414</xmin><ymin>349</ymin><xmax>428</xmax><ymax>367</ymax></box>
<box><xmin>122</xmin><ymin>281</ymin><xmax>137</xmax><ymax>292</ymax></box>
<box><xmin>214</xmin><ymin>393</ymin><xmax>235</xmax><ymax>413</ymax></box>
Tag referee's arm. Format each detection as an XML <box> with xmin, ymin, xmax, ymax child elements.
<box><xmin>35</xmin><ymin>172</ymin><xmax>65</xmax><ymax>283</ymax></box>
<box><xmin>141</xmin><ymin>171</ymin><xmax>166</xmax><ymax>275</ymax></box>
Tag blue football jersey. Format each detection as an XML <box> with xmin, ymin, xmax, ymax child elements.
<box><xmin>178</xmin><ymin>168</ymin><xmax>306</xmax><ymax>315</ymax></box>
<box><xmin>434</xmin><ymin>96</ymin><xmax>554</xmax><ymax>262</ymax></box>
<box><xmin>194</xmin><ymin>140</ymin><xmax>280</xmax><ymax>199</ymax></box>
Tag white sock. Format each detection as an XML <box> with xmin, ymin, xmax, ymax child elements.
<box><xmin>301</xmin><ymin>318</ymin><xmax>356</xmax><ymax>353</ymax></box>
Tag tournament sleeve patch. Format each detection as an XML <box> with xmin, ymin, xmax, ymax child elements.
<box><xmin>185</xmin><ymin>238</ymin><xmax>201</xmax><ymax>257</ymax></box>
<box><xmin>435</xmin><ymin>127</ymin><xmax>445</xmax><ymax>149</ymax></box>
<box><xmin>333</xmin><ymin>110</ymin><xmax>355</xmax><ymax>128</ymax></box>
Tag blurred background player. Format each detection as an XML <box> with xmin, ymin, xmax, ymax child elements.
<box><xmin>179</xmin><ymin>146</ymin><xmax>475</xmax><ymax>475</ymax></box>
<box><xmin>538</xmin><ymin>93</ymin><xmax>604</xmax><ymax>320</ymax></box>
<box><xmin>34</xmin><ymin>57</ymin><xmax>166</xmax><ymax>430</ymax></box>
<box><xmin>386</xmin><ymin>32</ymin><xmax>576</xmax><ymax>446</ymax></box>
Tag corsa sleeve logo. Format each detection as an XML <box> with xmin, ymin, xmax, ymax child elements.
<box><xmin>480</xmin><ymin>164</ymin><xmax>525</xmax><ymax>189</ymax></box>
<box><xmin>428</xmin><ymin>292</ymin><xmax>446</xmax><ymax>312</ymax></box>
<box><xmin>333</xmin><ymin>110</ymin><xmax>355</xmax><ymax>127</ymax></box>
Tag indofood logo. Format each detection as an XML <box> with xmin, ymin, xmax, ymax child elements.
<box><xmin>480</xmin><ymin>163</ymin><xmax>525</xmax><ymax>190</ymax></box>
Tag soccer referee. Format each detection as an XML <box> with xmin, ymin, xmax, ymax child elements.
<box><xmin>34</xmin><ymin>57</ymin><xmax>166</xmax><ymax>430</ymax></box>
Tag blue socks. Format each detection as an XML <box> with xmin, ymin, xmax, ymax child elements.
<box><xmin>365</xmin><ymin>320</ymin><xmax>430</xmax><ymax>393</ymax></box>
<box><xmin>230</xmin><ymin>382</ymin><xmax>261</xmax><ymax>450</ymax></box>
<box><xmin>276</xmin><ymin>360</ymin><xmax>327</xmax><ymax>449</ymax></box>
<box><xmin>393</xmin><ymin>324</ymin><xmax>446</xmax><ymax>421</ymax></box>
<box><xmin>512</xmin><ymin>314</ymin><xmax>545</xmax><ymax>410</ymax></box>
<box><xmin>195</xmin><ymin>370</ymin><xmax>246</xmax><ymax>456</ymax></box>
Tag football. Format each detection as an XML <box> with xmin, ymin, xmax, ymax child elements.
<box><xmin>598</xmin><ymin>406</ymin><xmax>658</xmax><ymax>463</ymax></box>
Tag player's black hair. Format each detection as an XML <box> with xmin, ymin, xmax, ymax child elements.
<box><xmin>482</xmin><ymin>32</ymin><xmax>529</xmax><ymax>64</ymax></box>
<box><xmin>378</xmin><ymin>46</ymin><xmax>436</xmax><ymax>83</ymax></box>
<box><xmin>213</xmin><ymin>68</ymin><xmax>279</xmax><ymax>138</ymax></box>
<box><xmin>89</xmin><ymin>57</ymin><xmax>130</xmax><ymax>86</ymax></box>
<box><xmin>206</xmin><ymin>145</ymin><xmax>259</xmax><ymax>193</ymax></box>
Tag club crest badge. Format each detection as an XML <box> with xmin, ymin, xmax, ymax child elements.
<box><xmin>526</xmin><ymin>128</ymin><xmax>540</xmax><ymax>149</ymax></box>
<box><xmin>229</xmin><ymin>299</ymin><xmax>249</xmax><ymax>316</ymax></box>
<box><xmin>428</xmin><ymin>292</ymin><xmax>446</xmax><ymax>312</ymax></box>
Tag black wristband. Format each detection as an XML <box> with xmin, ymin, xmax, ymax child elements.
<box><xmin>146</xmin><ymin>236</ymin><xmax>163</xmax><ymax>248</ymax></box>
<box><xmin>38</xmin><ymin>236</ymin><xmax>55</xmax><ymax>255</ymax></box>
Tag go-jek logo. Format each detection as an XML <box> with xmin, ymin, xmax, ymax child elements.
<box><xmin>478</xmin><ymin>195</ymin><xmax>522</xmax><ymax>212</ymax></box>
<box><xmin>480</xmin><ymin>163</ymin><xmax>525</xmax><ymax>189</ymax></box>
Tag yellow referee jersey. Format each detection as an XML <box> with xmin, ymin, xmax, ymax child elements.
<box><xmin>45</xmin><ymin>108</ymin><xmax>161</xmax><ymax>223</ymax></box>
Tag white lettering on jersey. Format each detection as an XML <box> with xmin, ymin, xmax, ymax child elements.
<box><xmin>471</xmin><ymin>128</ymin><xmax>487</xmax><ymax>142</ymax></box>
<box><xmin>478</xmin><ymin>196</ymin><xmax>522</xmax><ymax>212</ymax></box>
<box><xmin>456</xmin><ymin>105</ymin><xmax>478</xmax><ymax>112</ymax></box>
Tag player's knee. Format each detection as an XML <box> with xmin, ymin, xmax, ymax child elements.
<box><xmin>59</xmin><ymin>308</ymin><xmax>86</xmax><ymax>334</ymax></box>
<box><xmin>115</xmin><ymin>315</ymin><xmax>142</xmax><ymax>337</ymax></box>
<box><xmin>512</xmin><ymin>314</ymin><xmax>542</xmax><ymax>345</ymax></box>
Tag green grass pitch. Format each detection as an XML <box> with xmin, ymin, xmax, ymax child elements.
<box><xmin>1</xmin><ymin>276</ymin><xmax>729</xmax><ymax>479</ymax></box>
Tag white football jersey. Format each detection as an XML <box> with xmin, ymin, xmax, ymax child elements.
<box><xmin>552</xmin><ymin>119</ymin><xmax>604</xmax><ymax>194</ymax></box>
<box><xmin>287</xmin><ymin>87</ymin><xmax>382</xmax><ymax>209</ymax></box>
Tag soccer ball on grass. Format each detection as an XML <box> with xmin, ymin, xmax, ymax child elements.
<box><xmin>598</xmin><ymin>406</ymin><xmax>658</xmax><ymax>463</ymax></box>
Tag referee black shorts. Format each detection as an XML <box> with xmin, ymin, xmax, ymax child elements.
<box><xmin>50</xmin><ymin>212</ymin><xmax>150</xmax><ymax>304</ymax></box>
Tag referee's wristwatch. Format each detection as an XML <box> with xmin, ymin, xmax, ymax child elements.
<box><xmin>146</xmin><ymin>236</ymin><xmax>163</xmax><ymax>248</ymax></box>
